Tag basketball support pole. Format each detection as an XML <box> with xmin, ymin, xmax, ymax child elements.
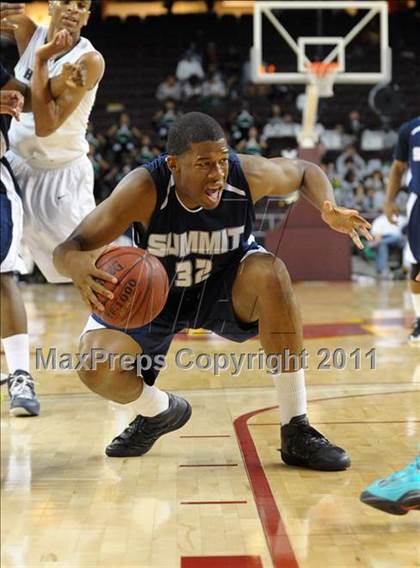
<box><xmin>298</xmin><ymin>84</ymin><xmax>319</xmax><ymax>150</ymax></box>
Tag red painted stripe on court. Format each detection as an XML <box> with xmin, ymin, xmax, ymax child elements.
<box><xmin>181</xmin><ymin>500</ymin><xmax>247</xmax><ymax>505</ymax></box>
<box><xmin>233</xmin><ymin>392</ymin><xmax>414</xmax><ymax>567</ymax></box>
<box><xmin>179</xmin><ymin>463</ymin><xmax>238</xmax><ymax>468</ymax></box>
<box><xmin>181</xmin><ymin>556</ymin><xmax>263</xmax><ymax>567</ymax></box>
<box><xmin>234</xmin><ymin>405</ymin><xmax>299</xmax><ymax>568</ymax></box>
<box><xmin>250</xmin><ymin>420</ymin><xmax>419</xmax><ymax>426</ymax></box>
<box><xmin>180</xmin><ymin>435</ymin><xmax>231</xmax><ymax>438</ymax></box>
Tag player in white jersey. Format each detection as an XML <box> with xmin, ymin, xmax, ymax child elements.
<box><xmin>6</xmin><ymin>0</ymin><xmax>104</xmax><ymax>284</ymax></box>
<box><xmin>2</xmin><ymin>3</ymin><xmax>82</xmax><ymax>414</ymax></box>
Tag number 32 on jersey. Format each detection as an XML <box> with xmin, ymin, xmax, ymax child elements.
<box><xmin>175</xmin><ymin>259</ymin><xmax>212</xmax><ymax>287</ymax></box>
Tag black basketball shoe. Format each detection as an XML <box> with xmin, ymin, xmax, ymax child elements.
<box><xmin>106</xmin><ymin>393</ymin><xmax>192</xmax><ymax>457</ymax></box>
<box><xmin>281</xmin><ymin>414</ymin><xmax>351</xmax><ymax>471</ymax></box>
<box><xmin>409</xmin><ymin>318</ymin><xmax>420</xmax><ymax>344</ymax></box>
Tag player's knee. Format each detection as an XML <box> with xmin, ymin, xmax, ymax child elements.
<box><xmin>78</xmin><ymin>332</ymin><xmax>114</xmax><ymax>394</ymax></box>
<box><xmin>253</xmin><ymin>256</ymin><xmax>291</xmax><ymax>296</ymax></box>
<box><xmin>78</xmin><ymin>331</ymin><xmax>141</xmax><ymax>403</ymax></box>
<box><xmin>77</xmin><ymin>360</ymin><xmax>139</xmax><ymax>404</ymax></box>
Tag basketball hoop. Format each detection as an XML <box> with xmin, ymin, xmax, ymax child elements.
<box><xmin>306</xmin><ymin>62</ymin><xmax>339</xmax><ymax>98</ymax></box>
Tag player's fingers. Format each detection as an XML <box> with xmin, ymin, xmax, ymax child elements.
<box><xmin>358</xmin><ymin>226</ymin><xmax>373</xmax><ymax>241</ymax></box>
<box><xmin>350</xmin><ymin>214</ymin><xmax>371</xmax><ymax>228</ymax></box>
<box><xmin>85</xmin><ymin>287</ymin><xmax>105</xmax><ymax>312</ymax></box>
<box><xmin>87</xmin><ymin>276</ymin><xmax>114</xmax><ymax>300</ymax></box>
<box><xmin>77</xmin><ymin>286</ymin><xmax>94</xmax><ymax>311</ymax></box>
<box><xmin>0</xmin><ymin>19</ymin><xmax>18</xmax><ymax>30</ymax></box>
<box><xmin>350</xmin><ymin>229</ymin><xmax>364</xmax><ymax>250</ymax></box>
<box><xmin>93</xmin><ymin>268</ymin><xmax>118</xmax><ymax>285</ymax></box>
<box><xmin>2</xmin><ymin>4</ymin><xmax>25</xmax><ymax>14</ymax></box>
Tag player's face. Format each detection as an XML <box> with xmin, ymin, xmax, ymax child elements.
<box><xmin>170</xmin><ymin>139</ymin><xmax>229</xmax><ymax>210</ymax></box>
<box><xmin>49</xmin><ymin>1</ymin><xmax>91</xmax><ymax>34</ymax></box>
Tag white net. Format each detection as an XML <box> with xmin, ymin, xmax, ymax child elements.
<box><xmin>307</xmin><ymin>63</ymin><xmax>338</xmax><ymax>98</ymax></box>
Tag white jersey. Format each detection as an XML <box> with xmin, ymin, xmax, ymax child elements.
<box><xmin>9</xmin><ymin>26</ymin><xmax>101</xmax><ymax>169</ymax></box>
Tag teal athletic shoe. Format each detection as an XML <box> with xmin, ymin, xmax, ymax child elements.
<box><xmin>360</xmin><ymin>454</ymin><xmax>420</xmax><ymax>515</ymax></box>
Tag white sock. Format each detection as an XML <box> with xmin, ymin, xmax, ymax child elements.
<box><xmin>271</xmin><ymin>369</ymin><xmax>307</xmax><ymax>425</ymax></box>
<box><xmin>124</xmin><ymin>383</ymin><xmax>169</xmax><ymax>417</ymax></box>
<box><xmin>412</xmin><ymin>293</ymin><xmax>420</xmax><ymax>318</ymax></box>
<box><xmin>2</xmin><ymin>334</ymin><xmax>30</xmax><ymax>375</ymax></box>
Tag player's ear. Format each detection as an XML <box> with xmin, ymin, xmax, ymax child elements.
<box><xmin>81</xmin><ymin>12</ymin><xmax>90</xmax><ymax>27</ymax></box>
<box><xmin>166</xmin><ymin>156</ymin><xmax>179</xmax><ymax>173</ymax></box>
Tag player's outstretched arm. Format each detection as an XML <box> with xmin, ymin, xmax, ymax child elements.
<box><xmin>241</xmin><ymin>154</ymin><xmax>372</xmax><ymax>249</ymax></box>
<box><xmin>32</xmin><ymin>30</ymin><xmax>104</xmax><ymax>137</ymax></box>
<box><xmin>53</xmin><ymin>168</ymin><xmax>157</xmax><ymax>311</ymax></box>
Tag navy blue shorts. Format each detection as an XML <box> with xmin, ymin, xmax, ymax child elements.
<box><xmin>91</xmin><ymin>251</ymin><xmax>262</xmax><ymax>384</ymax></box>
<box><xmin>0</xmin><ymin>192</ymin><xmax>13</xmax><ymax>264</ymax></box>
<box><xmin>408</xmin><ymin>194</ymin><xmax>420</xmax><ymax>263</ymax></box>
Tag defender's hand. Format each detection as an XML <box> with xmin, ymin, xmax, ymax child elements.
<box><xmin>35</xmin><ymin>30</ymin><xmax>72</xmax><ymax>62</ymax></box>
<box><xmin>0</xmin><ymin>2</ymin><xmax>25</xmax><ymax>31</ymax></box>
<box><xmin>64</xmin><ymin>248</ymin><xmax>118</xmax><ymax>312</ymax></box>
<box><xmin>61</xmin><ymin>62</ymin><xmax>87</xmax><ymax>88</ymax></box>
<box><xmin>321</xmin><ymin>200</ymin><xmax>372</xmax><ymax>250</ymax></box>
<box><xmin>0</xmin><ymin>90</ymin><xmax>24</xmax><ymax>120</ymax></box>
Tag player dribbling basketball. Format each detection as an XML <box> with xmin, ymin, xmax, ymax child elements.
<box><xmin>54</xmin><ymin>112</ymin><xmax>372</xmax><ymax>470</ymax></box>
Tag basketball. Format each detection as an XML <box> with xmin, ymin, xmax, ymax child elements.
<box><xmin>94</xmin><ymin>247</ymin><xmax>169</xmax><ymax>328</ymax></box>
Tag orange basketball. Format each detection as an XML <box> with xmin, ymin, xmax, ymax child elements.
<box><xmin>94</xmin><ymin>247</ymin><xmax>169</xmax><ymax>328</ymax></box>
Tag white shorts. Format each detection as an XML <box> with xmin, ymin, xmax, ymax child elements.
<box><xmin>405</xmin><ymin>192</ymin><xmax>417</xmax><ymax>265</ymax></box>
<box><xmin>6</xmin><ymin>152</ymin><xmax>96</xmax><ymax>283</ymax></box>
<box><xmin>0</xmin><ymin>160</ymin><xmax>23</xmax><ymax>274</ymax></box>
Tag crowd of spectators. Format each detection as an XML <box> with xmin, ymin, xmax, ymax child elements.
<box><xmin>85</xmin><ymin>42</ymin><xmax>411</xmax><ymax>281</ymax></box>
<box><xmin>90</xmin><ymin>101</ymin><xmax>406</xmax><ymax>221</ymax></box>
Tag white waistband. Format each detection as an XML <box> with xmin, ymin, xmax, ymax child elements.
<box><xmin>7</xmin><ymin>151</ymin><xmax>89</xmax><ymax>171</ymax></box>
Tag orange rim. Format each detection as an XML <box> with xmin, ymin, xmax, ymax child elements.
<box><xmin>306</xmin><ymin>62</ymin><xmax>339</xmax><ymax>76</ymax></box>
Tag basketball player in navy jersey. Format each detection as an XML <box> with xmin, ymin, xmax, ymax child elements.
<box><xmin>384</xmin><ymin>116</ymin><xmax>420</xmax><ymax>343</ymax></box>
<box><xmin>360</xmin><ymin>117</ymin><xmax>420</xmax><ymax>512</ymax></box>
<box><xmin>54</xmin><ymin>112</ymin><xmax>372</xmax><ymax>471</ymax></box>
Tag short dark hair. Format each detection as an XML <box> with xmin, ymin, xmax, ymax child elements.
<box><xmin>167</xmin><ymin>112</ymin><xmax>225</xmax><ymax>155</ymax></box>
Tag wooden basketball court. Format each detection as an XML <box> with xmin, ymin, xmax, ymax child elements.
<box><xmin>1</xmin><ymin>280</ymin><xmax>419</xmax><ymax>568</ymax></box>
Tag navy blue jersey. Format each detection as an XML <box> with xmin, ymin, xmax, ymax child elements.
<box><xmin>137</xmin><ymin>151</ymin><xmax>258</xmax><ymax>292</ymax></box>
<box><xmin>394</xmin><ymin>117</ymin><xmax>420</xmax><ymax>196</ymax></box>
<box><xmin>0</xmin><ymin>63</ymin><xmax>12</xmax><ymax>151</ymax></box>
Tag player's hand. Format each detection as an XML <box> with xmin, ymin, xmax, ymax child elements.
<box><xmin>384</xmin><ymin>200</ymin><xmax>399</xmax><ymax>225</ymax></box>
<box><xmin>64</xmin><ymin>247</ymin><xmax>118</xmax><ymax>312</ymax></box>
<box><xmin>0</xmin><ymin>90</ymin><xmax>24</xmax><ymax>120</ymax></box>
<box><xmin>0</xmin><ymin>2</ymin><xmax>25</xmax><ymax>31</ymax></box>
<box><xmin>321</xmin><ymin>200</ymin><xmax>373</xmax><ymax>250</ymax></box>
<box><xmin>35</xmin><ymin>30</ymin><xmax>73</xmax><ymax>62</ymax></box>
<box><xmin>61</xmin><ymin>62</ymin><xmax>87</xmax><ymax>89</ymax></box>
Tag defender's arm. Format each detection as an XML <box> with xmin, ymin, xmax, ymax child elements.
<box><xmin>32</xmin><ymin>31</ymin><xmax>104</xmax><ymax>137</ymax></box>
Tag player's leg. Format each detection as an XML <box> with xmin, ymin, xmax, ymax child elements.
<box><xmin>0</xmin><ymin>169</ymin><xmax>39</xmax><ymax>417</ymax></box>
<box><xmin>13</xmin><ymin>156</ymin><xmax>96</xmax><ymax>284</ymax></box>
<box><xmin>231</xmin><ymin>252</ymin><xmax>350</xmax><ymax>471</ymax></box>
<box><xmin>78</xmin><ymin>318</ymin><xmax>191</xmax><ymax>457</ymax></box>
<box><xmin>360</xmin><ymin>453</ymin><xmax>420</xmax><ymax>514</ymax></box>
<box><xmin>406</xmin><ymin>194</ymin><xmax>420</xmax><ymax>342</ymax></box>
<box><xmin>409</xmin><ymin>264</ymin><xmax>420</xmax><ymax>343</ymax></box>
